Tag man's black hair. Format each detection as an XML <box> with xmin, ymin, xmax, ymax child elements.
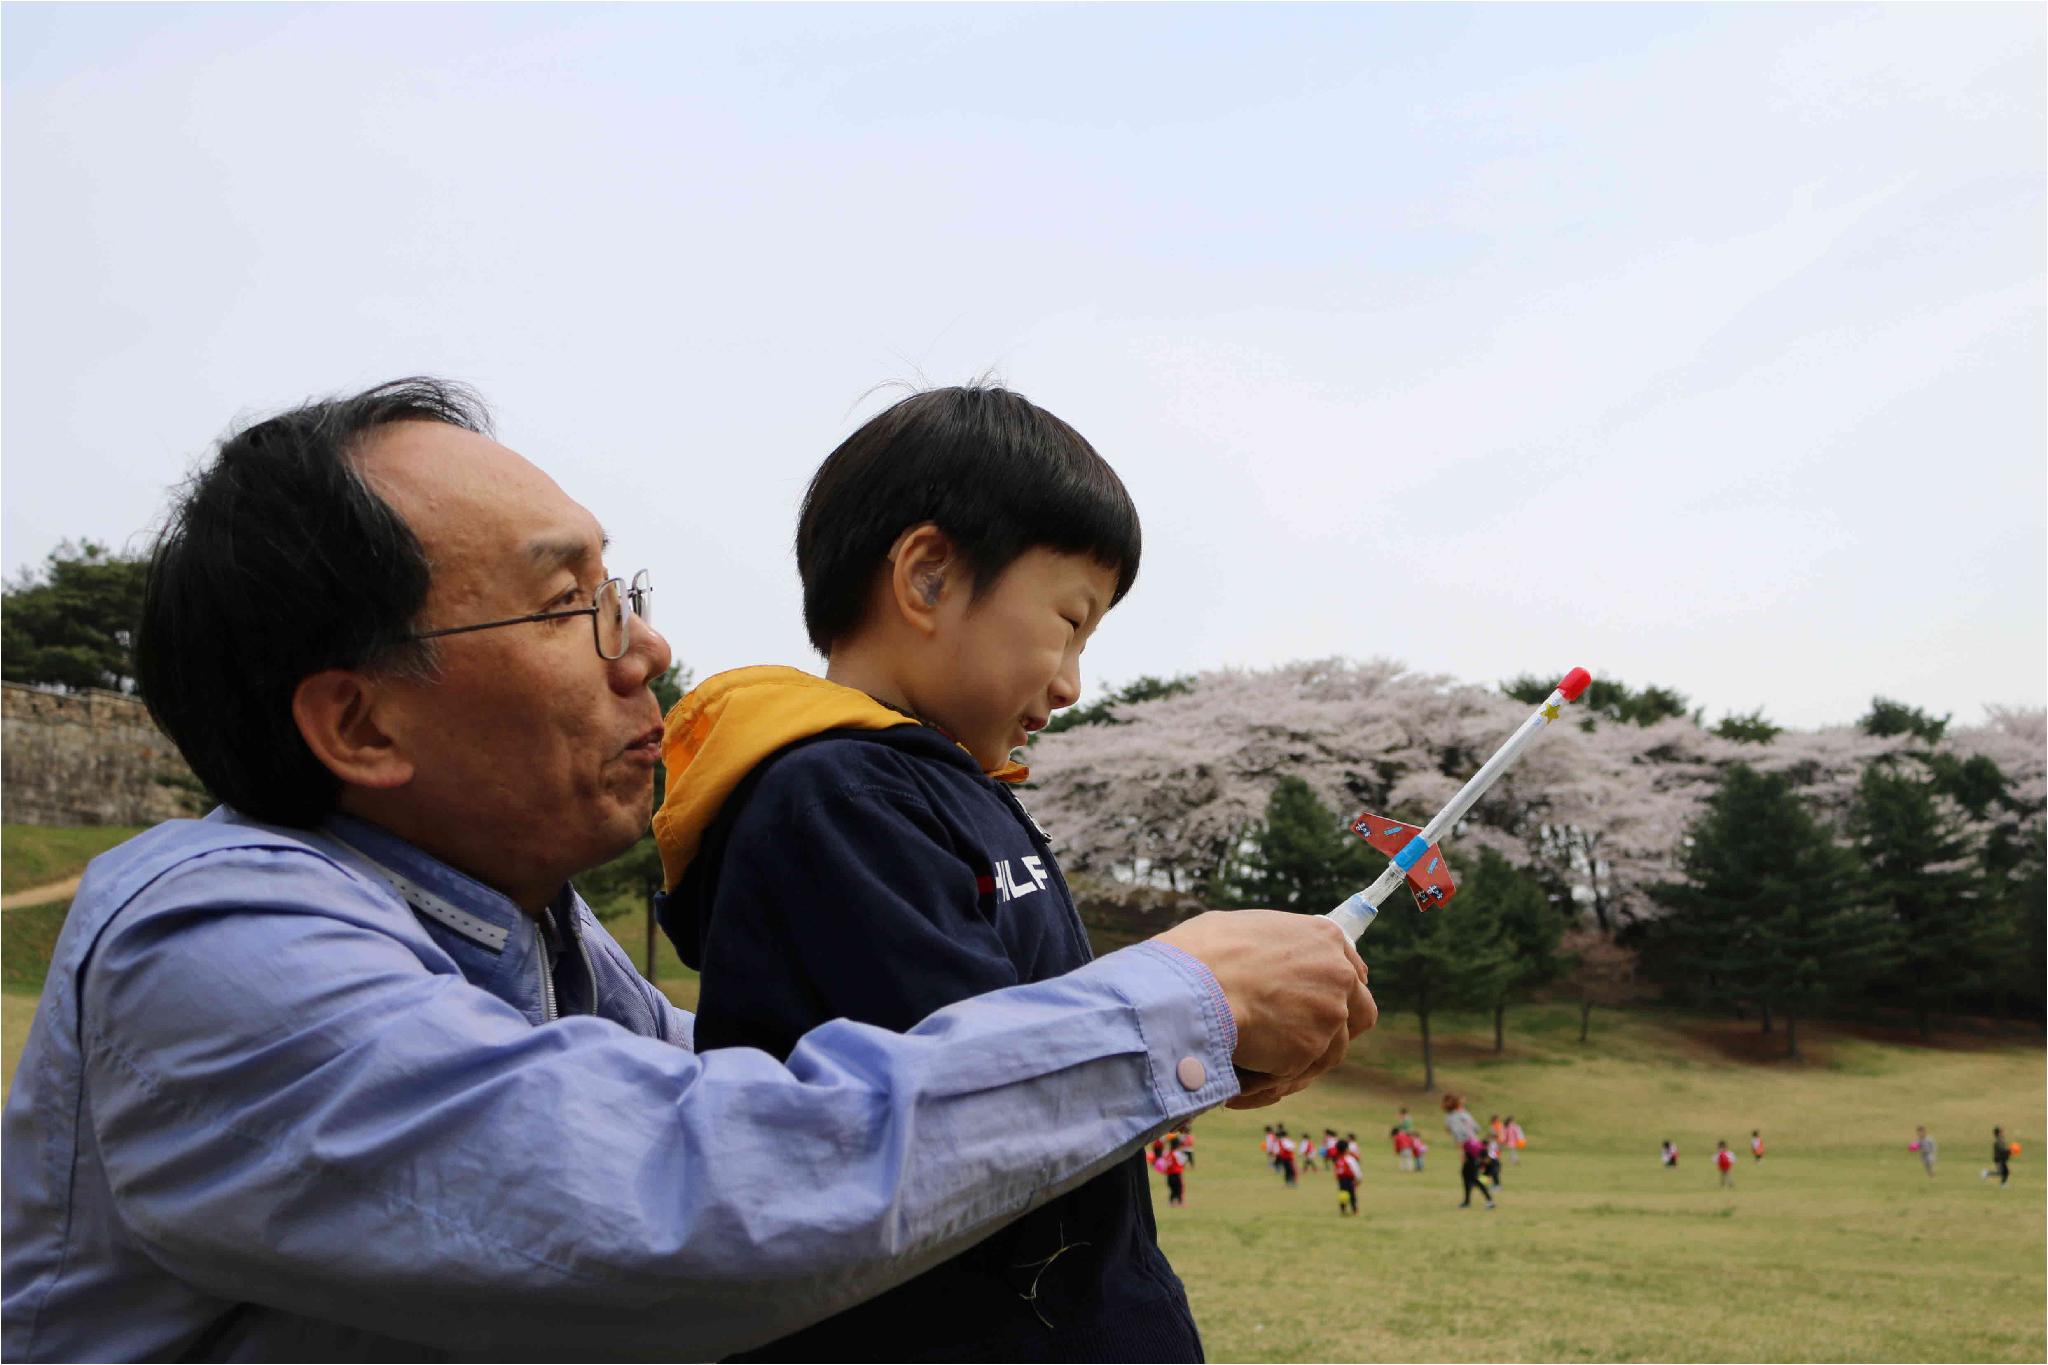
<box><xmin>135</xmin><ymin>378</ymin><xmax>490</xmax><ymax>828</ymax></box>
<box><xmin>794</xmin><ymin>385</ymin><xmax>1141</xmax><ymax>654</ymax></box>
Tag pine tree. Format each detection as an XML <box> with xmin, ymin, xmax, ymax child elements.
<box><xmin>1223</xmin><ymin>776</ymin><xmax>1375</xmax><ymax>912</ymax></box>
<box><xmin>1849</xmin><ymin>762</ymin><xmax>1987</xmax><ymax>1037</ymax></box>
<box><xmin>1365</xmin><ymin>881</ymin><xmax>1516</xmax><ymax>1090</ymax></box>
<box><xmin>1455</xmin><ymin>848</ymin><xmax>1567</xmax><ymax>1052</ymax></box>
<box><xmin>1648</xmin><ymin>764</ymin><xmax>1892</xmax><ymax>1059</ymax></box>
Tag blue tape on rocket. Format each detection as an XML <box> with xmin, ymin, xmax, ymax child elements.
<box><xmin>1394</xmin><ymin>834</ymin><xmax>1430</xmax><ymax>870</ymax></box>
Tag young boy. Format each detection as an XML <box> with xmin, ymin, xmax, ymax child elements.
<box><xmin>1333</xmin><ymin>1138</ymin><xmax>1362</xmax><ymax>1216</ymax></box>
<box><xmin>1913</xmin><ymin>1125</ymin><xmax>1938</xmax><ymax>1178</ymax></box>
<box><xmin>1715</xmin><ymin>1141</ymin><xmax>1736</xmax><ymax>1188</ymax></box>
<box><xmin>652</xmin><ymin>387</ymin><xmax>1201</xmax><ymax>1361</ymax></box>
<box><xmin>1161</xmin><ymin>1136</ymin><xmax>1189</xmax><ymax>1207</ymax></box>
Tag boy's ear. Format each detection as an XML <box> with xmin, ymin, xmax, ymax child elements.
<box><xmin>292</xmin><ymin>668</ymin><xmax>416</xmax><ymax>792</ymax></box>
<box><xmin>886</xmin><ymin>523</ymin><xmax>957</xmax><ymax>637</ymax></box>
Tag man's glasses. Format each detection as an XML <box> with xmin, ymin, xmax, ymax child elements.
<box><xmin>410</xmin><ymin>570</ymin><xmax>653</xmax><ymax>661</ymax></box>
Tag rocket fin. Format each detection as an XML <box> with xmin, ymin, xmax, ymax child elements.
<box><xmin>1349</xmin><ymin>811</ymin><xmax>1423</xmax><ymax>859</ymax></box>
<box><xmin>1405</xmin><ymin>844</ymin><xmax>1456</xmax><ymax>912</ymax></box>
<box><xmin>1348</xmin><ymin>811</ymin><xmax>1457</xmax><ymax>912</ymax></box>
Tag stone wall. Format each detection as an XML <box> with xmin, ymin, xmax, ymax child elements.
<box><xmin>1</xmin><ymin>683</ymin><xmax>201</xmax><ymax>826</ymax></box>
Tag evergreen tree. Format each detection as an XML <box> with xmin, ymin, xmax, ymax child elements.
<box><xmin>2</xmin><ymin>540</ymin><xmax>147</xmax><ymax>692</ymax></box>
<box><xmin>1648</xmin><ymin>764</ymin><xmax>1892</xmax><ymax>1059</ymax></box>
<box><xmin>1859</xmin><ymin>697</ymin><xmax>1949</xmax><ymax>743</ymax></box>
<box><xmin>1849</xmin><ymin>762</ymin><xmax>1988</xmax><ymax>1037</ymax></box>
<box><xmin>1365</xmin><ymin>885</ymin><xmax>1516</xmax><ymax>1090</ymax></box>
<box><xmin>1457</xmin><ymin>848</ymin><xmax>1567</xmax><ymax>1051</ymax></box>
<box><xmin>1222</xmin><ymin>776</ymin><xmax>1375</xmax><ymax>911</ymax></box>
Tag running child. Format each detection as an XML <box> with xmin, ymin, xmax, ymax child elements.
<box><xmin>654</xmin><ymin>386</ymin><xmax>1200</xmax><ymax>1360</ymax></box>
<box><xmin>1160</xmin><ymin>1136</ymin><xmax>1189</xmax><ymax>1207</ymax></box>
<box><xmin>1912</xmin><ymin>1126</ymin><xmax>1937</xmax><ymax>1178</ymax></box>
<box><xmin>1334</xmin><ymin>1138</ymin><xmax>1362</xmax><ymax>1216</ymax></box>
<box><xmin>1750</xmin><ymin>1130</ymin><xmax>1765</xmax><ymax>1163</ymax></box>
<box><xmin>1275</xmin><ymin>1125</ymin><xmax>1300</xmax><ymax>1187</ymax></box>
<box><xmin>1715</xmin><ymin>1141</ymin><xmax>1736</xmax><ymax>1188</ymax></box>
<box><xmin>1660</xmin><ymin>1140</ymin><xmax>1679</xmax><ymax>1168</ymax></box>
<box><xmin>1503</xmin><ymin>1115</ymin><xmax>1525</xmax><ymax>1165</ymax></box>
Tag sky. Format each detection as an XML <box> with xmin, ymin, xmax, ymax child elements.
<box><xmin>4</xmin><ymin>3</ymin><xmax>2042</xmax><ymax>731</ymax></box>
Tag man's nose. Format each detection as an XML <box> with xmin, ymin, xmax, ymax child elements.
<box><xmin>612</xmin><ymin>618</ymin><xmax>674</xmax><ymax>694</ymax></box>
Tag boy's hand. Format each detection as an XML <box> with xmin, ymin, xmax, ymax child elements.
<box><xmin>1154</xmin><ymin>910</ymin><xmax>1375</xmax><ymax>1109</ymax></box>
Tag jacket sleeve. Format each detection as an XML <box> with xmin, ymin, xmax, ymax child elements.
<box><xmin>79</xmin><ymin>850</ymin><xmax>1238</xmax><ymax>1360</ymax></box>
<box><xmin>693</xmin><ymin>774</ymin><xmax>1023</xmax><ymax>1057</ymax></box>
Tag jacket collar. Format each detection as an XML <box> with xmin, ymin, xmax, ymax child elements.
<box><xmin>320</xmin><ymin>812</ymin><xmax>568</xmax><ymax>956</ymax></box>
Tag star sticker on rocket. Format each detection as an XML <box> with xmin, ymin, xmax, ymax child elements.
<box><xmin>1540</xmin><ymin>701</ymin><xmax>1561</xmax><ymax>722</ymax></box>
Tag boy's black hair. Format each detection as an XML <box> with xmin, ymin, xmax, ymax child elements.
<box><xmin>795</xmin><ymin>385</ymin><xmax>1141</xmax><ymax>654</ymax></box>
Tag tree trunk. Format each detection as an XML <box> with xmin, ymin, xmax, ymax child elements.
<box><xmin>1494</xmin><ymin>1000</ymin><xmax>1506</xmax><ymax>1054</ymax></box>
<box><xmin>1786</xmin><ymin>1013</ymin><xmax>1799</xmax><ymax>1061</ymax></box>
<box><xmin>1760</xmin><ymin>1000</ymin><xmax>1772</xmax><ymax>1034</ymax></box>
<box><xmin>1579</xmin><ymin>997</ymin><xmax>1592</xmax><ymax>1044</ymax></box>
<box><xmin>1420</xmin><ymin>1009</ymin><xmax>1435</xmax><ymax>1092</ymax></box>
<box><xmin>644</xmin><ymin>892</ymin><xmax>660</xmax><ymax>986</ymax></box>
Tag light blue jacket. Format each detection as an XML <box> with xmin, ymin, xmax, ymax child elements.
<box><xmin>1</xmin><ymin>810</ymin><xmax>1237</xmax><ymax>1361</ymax></box>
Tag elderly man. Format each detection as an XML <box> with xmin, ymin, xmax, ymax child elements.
<box><xmin>1</xmin><ymin>379</ymin><xmax>1374</xmax><ymax>1361</ymax></box>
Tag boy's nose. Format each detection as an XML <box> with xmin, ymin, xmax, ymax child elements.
<box><xmin>1047</xmin><ymin>660</ymin><xmax>1081</xmax><ymax>711</ymax></box>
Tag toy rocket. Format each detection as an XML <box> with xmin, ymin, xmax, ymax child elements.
<box><xmin>1327</xmin><ymin>667</ymin><xmax>1591</xmax><ymax>940</ymax></box>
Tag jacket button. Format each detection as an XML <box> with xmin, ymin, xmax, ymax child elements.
<box><xmin>1176</xmin><ymin>1056</ymin><xmax>1206</xmax><ymax>1091</ymax></box>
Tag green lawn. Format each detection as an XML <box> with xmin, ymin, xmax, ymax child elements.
<box><xmin>1153</xmin><ymin>1003</ymin><xmax>2043</xmax><ymax>1362</ymax></box>
<box><xmin>1</xmin><ymin>824</ymin><xmax>146</xmax><ymax>894</ymax></box>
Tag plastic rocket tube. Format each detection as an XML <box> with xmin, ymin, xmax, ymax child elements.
<box><xmin>1328</xmin><ymin>667</ymin><xmax>1591</xmax><ymax>940</ymax></box>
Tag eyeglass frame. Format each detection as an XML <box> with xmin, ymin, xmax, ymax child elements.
<box><xmin>407</xmin><ymin>570</ymin><xmax>653</xmax><ymax>661</ymax></box>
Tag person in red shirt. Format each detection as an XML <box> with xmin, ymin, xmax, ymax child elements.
<box><xmin>1333</xmin><ymin>1138</ymin><xmax>1362</xmax><ymax>1215</ymax></box>
<box><xmin>1159</xmin><ymin>1136</ymin><xmax>1189</xmax><ymax>1207</ymax></box>
<box><xmin>1715</xmin><ymin>1141</ymin><xmax>1736</xmax><ymax>1188</ymax></box>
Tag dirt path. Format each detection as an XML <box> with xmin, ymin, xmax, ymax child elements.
<box><xmin>0</xmin><ymin>875</ymin><xmax>81</xmax><ymax>911</ymax></box>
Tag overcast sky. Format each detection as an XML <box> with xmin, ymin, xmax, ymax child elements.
<box><xmin>4</xmin><ymin>3</ymin><xmax>2042</xmax><ymax>730</ymax></box>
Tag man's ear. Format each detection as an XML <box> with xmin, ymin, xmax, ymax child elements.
<box><xmin>292</xmin><ymin>669</ymin><xmax>414</xmax><ymax>791</ymax></box>
<box><xmin>886</xmin><ymin>523</ymin><xmax>957</xmax><ymax>637</ymax></box>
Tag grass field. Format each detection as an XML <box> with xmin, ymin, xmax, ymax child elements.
<box><xmin>1153</xmin><ymin>1003</ymin><xmax>2044</xmax><ymax>1362</ymax></box>
<box><xmin>1</xmin><ymin>830</ymin><xmax>2037</xmax><ymax>1360</ymax></box>
<box><xmin>1</xmin><ymin>824</ymin><xmax>145</xmax><ymax>894</ymax></box>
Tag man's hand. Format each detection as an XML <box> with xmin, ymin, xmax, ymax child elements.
<box><xmin>1153</xmin><ymin>909</ymin><xmax>1376</xmax><ymax>1110</ymax></box>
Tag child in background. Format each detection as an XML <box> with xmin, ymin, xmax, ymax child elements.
<box><xmin>1410</xmin><ymin>1134</ymin><xmax>1428</xmax><ymax>1173</ymax></box>
<box><xmin>1913</xmin><ymin>1126</ymin><xmax>1937</xmax><ymax>1178</ymax></box>
<box><xmin>1264</xmin><ymin>1126</ymin><xmax>1280</xmax><ymax>1173</ymax></box>
<box><xmin>1392</xmin><ymin>1127</ymin><xmax>1414</xmax><ymax>1173</ymax></box>
<box><xmin>1275</xmin><ymin>1125</ymin><xmax>1300</xmax><ymax>1187</ymax></box>
<box><xmin>1297</xmin><ymin>1133</ymin><xmax>1318</xmax><ymax>1173</ymax></box>
<box><xmin>1334</xmin><ymin>1139</ymin><xmax>1362</xmax><ymax>1216</ymax></box>
<box><xmin>1715</xmin><ymin>1141</ymin><xmax>1736</xmax><ymax>1188</ymax></box>
<box><xmin>1177</xmin><ymin>1123</ymin><xmax>1196</xmax><ymax>1169</ymax></box>
<box><xmin>655</xmin><ymin>386</ymin><xmax>1198</xmax><ymax>1361</ymax></box>
<box><xmin>1751</xmin><ymin>1130</ymin><xmax>1766</xmax><ymax>1162</ymax></box>
<box><xmin>1661</xmin><ymin>1140</ymin><xmax>1679</xmax><ymax>1168</ymax></box>
<box><xmin>1504</xmin><ymin>1115</ymin><xmax>1526</xmax><ymax>1165</ymax></box>
<box><xmin>1981</xmin><ymin>1127</ymin><xmax>2014</xmax><ymax>1185</ymax></box>
<box><xmin>1160</xmin><ymin>1136</ymin><xmax>1189</xmax><ymax>1207</ymax></box>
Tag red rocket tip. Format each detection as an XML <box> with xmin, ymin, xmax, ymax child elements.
<box><xmin>1558</xmin><ymin>667</ymin><xmax>1592</xmax><ymax>702</ymax></box>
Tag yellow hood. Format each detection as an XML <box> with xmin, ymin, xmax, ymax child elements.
<box><xmin>651</xmin><ymin>665</ymin><xmax>1029</xmax><ymax>890</ymax></box>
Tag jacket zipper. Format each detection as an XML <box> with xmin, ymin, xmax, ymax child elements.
<box><xmin>537</xmin><ymin>919</ymin><xmax>559</xmax><ymax>1023</ymax></box>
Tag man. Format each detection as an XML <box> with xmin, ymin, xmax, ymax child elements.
<box><xmin>1</xmin><ymin>379</ymin><xmax>1375</xmax><ymax>1360</ymax></box>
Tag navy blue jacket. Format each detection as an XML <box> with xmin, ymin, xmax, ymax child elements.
<box><xmin>658</xmin><ymin>724</ymin><xmax>1202</xmax><ymax>1362</ymax></box>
